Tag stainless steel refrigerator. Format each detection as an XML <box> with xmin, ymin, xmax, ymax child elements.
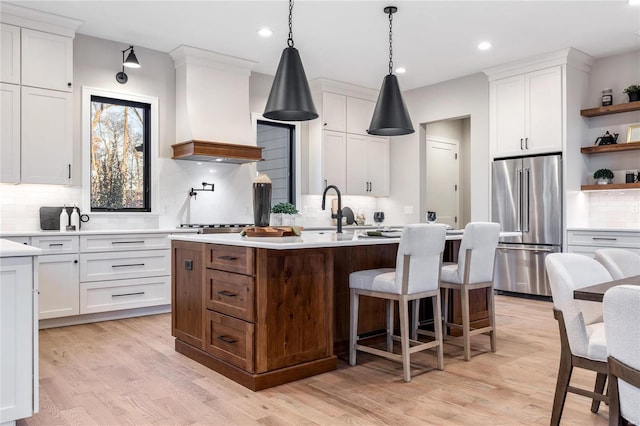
<box><xmin>492</xmin><ymin>154</ymin><xmax>562</xmax><ymax>297</ymax></box>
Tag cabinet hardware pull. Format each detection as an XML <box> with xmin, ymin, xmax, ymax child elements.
<box><xmin>112</xmin><ymin>241</ymin><xmax>145</xmax><ymax>244</ymax></box>
<box><xmin>111</xmin><ymin>263</ymin><xmax>145</xmax><ymax>268</ymax></box>
<box><xmin>592</xmin><ymin>237</ymin><xmax>617</xmax><ymax>241</ymax></box>
<box><xmin>112</xmin><ymin>291</ymin><xmax>145</xmax><ymax>298</ymax></box>
<box><xmin>73</xmin><ymin>259</ymin><xmax>78</xmax><ymax>264</ymax></box>
<box><xmin>68</xmin><ymin>164</ymin><xmax>71</xmax><ymax>179</ymax></box>
<box><xmin>525</xmin><ymin>137</ymin><xmax>529</xmax><ymax>150</ymax></box>
<box><xmin>67</xmin><ymin>82</ymin><xmax>72</xmax><ymax>88</ymax></box>
<box><xmin>49</xmin><ymin>243</ymin><xmax>64</xmax><ymax>246</ymax></box>
<box><xmin>324</xmin><ymin>179</ymin><xmax>328</xmax><ymax>188</ymax></box>
<box><xmin>217</xmin><ymin>290</ymin><xmax>237</xmax><ymax>297</ymax></box>
<box><xmin>217</xmin><ymin>335</ymin><xmax>237</xmax><ymax>344</ymax></box>
<box><xmin>520</xmin><ymin>138</ymin><xmax>523</xmax><ymax>150</ymax></box>
<box><xmin>217</xmin><ymin>256</ymin><xmax>238</xmax><ymax>261</ymax></box>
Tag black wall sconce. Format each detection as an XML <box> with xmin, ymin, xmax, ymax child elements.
<box><xmin>115</xmin><ymin>45</ymin><xmax>141</xmax><ymax>84</ymax></box>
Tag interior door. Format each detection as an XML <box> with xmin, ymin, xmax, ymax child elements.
<box><xmin>426</xmin><ymin>138</ymin><xmax>459</xmax><ymax>228</ymax></box>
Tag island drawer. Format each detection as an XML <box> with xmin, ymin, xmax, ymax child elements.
<box><xmin>80</xmin><ymin>276</ymin><xmax>170</xmax><ymax>314</ymax></box>
<box><xmin>206</xmin><ymin>244</ymin><xmax>255</xmax><ymax>275</ymax></box>
<box><xmin>80</xmin><ymin>233</ymin><xmax>170</xmax><ymax>252</ymax></box>
<box><xmin>80</xmin><ymin>249</ymin><xmax>170</xmax><ymax>282</ymax></box>
<box><xmin>206</xmin><ymin>269</ymin><xmax>254</xmax><ymax>322</ymax></box>
<box><xmin>205</xmin><ymin>311</ymin><xmax>254</xmax><ymax>372</ymax></box>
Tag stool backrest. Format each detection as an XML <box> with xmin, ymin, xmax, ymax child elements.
<box><xmin>456</xmin><ymin>222</ymin><xmax>500</xmax><ymax>284</ymax></box>
<box><xmin>595</xmin><ymin>248</ymin><xmax>640</xmax><ymax>280</ymax></box>
<box><xmin>545</xmin><ymin>253</ymin><xmax>611</xmax><ymax>357</ymax></box>
<box><xmin>396</xmin><ymin>224</ymin><xmax>447</xmax><ymax>294</ymax></box>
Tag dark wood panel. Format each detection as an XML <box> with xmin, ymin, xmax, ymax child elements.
<box><xmin>171</xmin><ymin>241</ymin><xmax>205</xmax><ymax>349</ymax></box>
<box><xmin>580</xmin><ymin>141</ymin><xmax>640</xmax><ymax>154</ymax></box>
<box><xmin>172</xmin><ymin>140</ymin><xmax>263</xmax><ymax>163</ymax></box>
<box><xmin>573</xmin><ymin>275</ymin><xmax>640</xmax><ymax>302</ymax></box>
<box><xmin>206</xmin><ymin>244</ymin><xmax>255</xmax><ymax>275</ymax></box>
<box><xmin>580</xmin><ymin>101</ymin><xmax>640</xmax><ymax>117</ymax></box>
<box><xmin>204</xmin><ymin>310</ymin><xmax>254</xmax><ymax>372</ymax></box>
<box><xmin>205</xmin><ymin>269</ymin><xmax>255</xmax><ymax>321</ymax></box>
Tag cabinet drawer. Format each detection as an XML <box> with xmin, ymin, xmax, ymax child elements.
<box><xmin>80</xmin><ymin>249</ymin><xmax>170</xmax><ymax>282</ymax></box>
<box><xmin>567</xmin><ymin>231</ymin><xmax>640</xmax><ymax>249</ymax></box>
<box><xmin>205</xmin><ymin>311</ymin><xmax>254</xmax><ymax>372</ymax></box>
<box><xmin>3</xmin><ymin>236</ymin><xmax>30</xmax><ymax>245</ymax></box>
<box><xmin>80</xmin><ymin>276</ymin><xmax>170</xmax><ymax>314</ymax></box>
<box><xmin>206</xmin><ymin>269</ymin><xmax>254</xmax><ymax>322</ymax></box>
<box><xmin>568</xmin><ymin>245</ymin><xmax>640</xmax><ymax>258</ymax></box>
<box><xmin>80</xmin><ymin>233</ymin><xmax>169</xmax><ymax>252</ymax></box>
<box><xmin>206</xmin><ymin>244</ymin><xmax>254</xmax><ymax>275</ymax></box>
<box><xmin>31</xmin><ymin>235</ymin><xmax>79</xmax><ymax>254</ymax></box>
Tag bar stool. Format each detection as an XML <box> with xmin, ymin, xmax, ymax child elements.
<box><xmin>349</xmin><ymin>223</ymin><xmax>447</xmax><ymax>382</ymax></box>
<box><xmin>438</xmin><ymin>222</ymin><xmax>500</xmax><ymax>361</ymax></box>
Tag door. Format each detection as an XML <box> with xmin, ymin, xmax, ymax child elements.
<box><xmin>39</xmin><ymin>253</ymin><xmax>79</xmax><ymax>319</ymax></box>
<box><xmin>346</xmin><ymin>97</ymin><xmax>375</xmax><ymax>135</ymax></box>
<box><xmin>21</xmin><ymin>28</ymin><xmax>72</xmax><ymax>92</ymax></box>
<box><xmin>322</xmin><ymin>92</ymin><xmax>346</xmax><ymax>132</ymax></box>
<box><xmin>522</xmin><ymin>154</ymin><xmax>562</xmax><ymax>245</ymax></box>
<box><xmin>525</xmin><ymin>66</ymin><xmax>562</xmax><ymax>154</ymax></box>
<box><xmin>426</xmin><ymin>138</ymin><xmax>459</xmax><ymax>228</ymax></box>
<box><xmin>1</xmin><ymin>24</ymin><xmax>20</xmax><ymax>84</ymax></box>
<box><xmin>346</xmin><ymin>134</ymin><xmax>367</xmax><ymax>195</ymax></box>
<box><xmin>321</xmin><ymin>130</ymin><xmax>346</xmax><ymax>190</ymax></box>
<box><xmin>367</xmin><ymin>136</ymin><xmax>389</xmax><ymax>196</ymax></box>
<box><xmin>1</xmin><ymin>83</ymin><xmax>20</xmax><ymax>183</ymax></box>
<box><xmin>492</xmin><ymin>158</ymin><xmax>523</xmax><ymax>243</ymax></box>
<box><xmin>491</xmin><ymin>74</ymin><xmax>526</xmax><ymax>157</ymax></box>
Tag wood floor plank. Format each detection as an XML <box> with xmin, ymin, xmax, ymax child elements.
<box><xmin>18</xmin><ymin>295</ymin><xmax>609</xmax><ymax>425</ymax></box>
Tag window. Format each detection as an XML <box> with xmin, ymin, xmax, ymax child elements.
<box><xmin>89</xmin><ymin>95</ymin><xmax>150</xmax><ymax>212</ymax></box>
<box><xmin>256</xmin><ymin>121</ymin><xmax>296</xmax><ymax>206</ymax></box>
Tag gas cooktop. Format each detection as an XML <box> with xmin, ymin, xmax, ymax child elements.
<box><xmin>179</xmin><ymin>223</ymin><xmax>252</xmax><ymax>234</ymax></box>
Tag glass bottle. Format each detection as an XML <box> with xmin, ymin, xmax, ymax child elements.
<box><xmin>601</xmin><ymin>89</ymin><xmax>613</xmax><ymax>107</ymax></box>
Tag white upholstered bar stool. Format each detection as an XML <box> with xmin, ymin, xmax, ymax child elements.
<box><xmin>595</xmin><ymin>248</ymin><xmax>640</xmax><ymax>279</ymax></box>
<box><xmin>545</xmin><ymin>253</ymin><xmax>611</xmax><ymax>426</ymax></box>
<box><xmin>349</xmin><ymin>224</ymin><xmax>447</xmax><ymax>382</ymax></box>
<box><xmin>438</xmin><ymin>222</ymin><xmax>500</xmax><ymax>361</ymax></box>
<box><xmin>604</xmin><ymin>285</ymin><xmax>640</xmax><ymax>426</ymax></box>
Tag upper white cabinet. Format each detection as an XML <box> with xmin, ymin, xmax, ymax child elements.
<box><xmin>346</xmin><ymin>134</ymin><xmax>390</xmax><ymax>196</ymax></box>
<box><xmin>490</xmin><ymin>66</ymin><xmax>562</xmax><ymax>157</ymax></box>
<box><xmin>346</xmin><ymin>97</ymin><xmax>375</xmax><ymax>136</ymax></box>
<box><xmin>1</xmin><ymin>83</ymin><xmax>21</xmax><ymax>183</ymax></box>
<box><xmin>321</xmin><ymin>130</ymin><xmax>347</xmax><ymax>190</ymax></box>
<box><xmin>322</xmin><ymin>92</ymin><xmax>346</xmax><ymax>132</ymax></box>
<box><xmin>1</xmin><ymin>24</ymin><xmax>21</xmax><ymax>84</ymax></box>
<box><xmin>21</xmin><ymin>28</ymin><xmax>73</xmax><ymax>92</ymax></box>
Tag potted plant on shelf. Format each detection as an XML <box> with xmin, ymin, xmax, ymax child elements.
<box><xmin>593</xmin><ymin>168</ymin><xmax>615</xmax><ymax>185</ymax></box>
<box><xmin>623</xmin><ymin>84</ymin><xmax>640</xmax><ymax>103</ymax></box>
<box><xmin>270</xmin><ymin>202</ymin><xmax>299</xmax><ymax>226</ymax></box>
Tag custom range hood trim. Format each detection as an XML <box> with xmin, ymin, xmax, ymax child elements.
<box><xmin>172</xmin><ymin>140</ymin><xmax>263</xmax><ymax>164</ymax></box>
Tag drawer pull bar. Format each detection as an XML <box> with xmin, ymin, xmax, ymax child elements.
<box><xmin>112</xmin><ymin>291</ymin><xmax>145</xmax><ymax>298</ymax></box>
<box><xmin>49</xmin><ymin>243</ymin><xmax>64</xmax><ymax>247</ymax></box>
<box><xmin>592</xmin><ymin>237</ymin><xmax>617</xmax><ymax>241</ymax></box>
<box><xmin>217</xmin><ymin>335</ymin><xmax>237</xmax><ymax>344</ymax></box>
<box><xmin>112</xmin><ymin>241</ymin><xmax>145</xmax><ymax>244</ymax></box>
<box><xmin>217</xmin><ymin>290</ymin><xmax>237</xmax><ymax>297</ymax></box>
<box><xmin>111</xmin><ymin>263</ymin><xmax>145</xmax><ymax>268</ymax></box>
<box><xmin>217</xmin><ymin>255</ymin><xmax>238</xmax><ymax>261</ymax></box>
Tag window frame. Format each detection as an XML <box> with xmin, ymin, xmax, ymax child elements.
<box><xmin>256</xmin><ymin>119</ymin><xmax>296</xmax><ymax>206</ymax></box>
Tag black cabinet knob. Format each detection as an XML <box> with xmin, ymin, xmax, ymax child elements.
<box><xmin>67</xmin><ymin>82</ymin><xmax>72</xmax><ymax>87</ymax></box>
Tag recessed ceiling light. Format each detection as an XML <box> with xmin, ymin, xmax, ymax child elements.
<box><xmin>629</xmin><ymin>0</ymin><xmax>640</xmax><ymax>5</ymax></box>
<box><xmin>257</xmin><ymin>28</ymin><xmax>273</xmax><ymax>37</ymax></box>
<box><xmin>395</xmin><ymin>67</ymin><xmax>406</xmax><ymax>74</ymax></box>
<box><xmin>478</xmin><ymin>41</ymin><xmax>492</xmax><ymax>51</ymax></box>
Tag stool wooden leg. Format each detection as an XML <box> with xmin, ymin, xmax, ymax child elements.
<box><xmin>443</xmin><ymin>287</ymin><xmax>449</xmax><ymax>336</ymax></box>
<box><xmin>461</xmin><ymin>286</ymin><xmax>471</xmax><ymax>361</ymax></box>
<box><xmin>349</xmin><ymin>289</ymin><xmax>358</xmax><ymax>366</ymax></box>
<box><xmin>488</xmin><ymin>286</ymin><xmax>496</xmax><ymax>352</ymax></box>
<box><xmin>591</xmin><ymin>372</ymin><xmax>607</xmax><ymax>413</ymax></box>
<box><xmin>550</xmin><ymin>353</ymin><xmax>573</xmax><ymax>426</ymax></box>
<box><xmin>411</xmin><ymin>299</ymin><xmax>419</xmax><ymax>340</ymax></box>
<box><xmin>433</xmin><ymin>293</ymin><xmax>444</xmax><ymax>370</ymax></box>
<box><xmin>386</xmin><ymin>299</ymin><xmax>394</xmax><ymax>352</ymax></box>
<box><xmin>399</xmin><ymin>296</ymin><xmax>411</xmax><ymax>382</ymax></box>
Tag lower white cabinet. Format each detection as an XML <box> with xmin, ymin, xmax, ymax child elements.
<box><xmin>38</xmin><ymin>253</ymin><xmax>79</xmax><ymax>319</ymax></box>
<box><xmin>80</xmin><ymin>249</ymin><xmax>170</xmax><ymax>282</ymax></box>
<box><xmin>567</xmin><ymin>230</ymin><xmax>640</xmax><ymax>258</ymax></box>
<box><xmin>80</xmin><ymin>276</ymin><xmax>170</xmax><ymax>314</ymax></box>
<box><xmin>346</xmin><ymin>134</ymin><xmax>390</xmax><ymax>196</ymax></box>
<box><xmin>0</xmin><ymin>255</ymin><xmax>37</xmax><ymax>424</ymax></box>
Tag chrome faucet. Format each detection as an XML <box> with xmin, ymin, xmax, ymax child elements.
<box><xmin>321</xmin><ymin>185</ymin><xmax>343</xmax><ymax>233</ymax></box>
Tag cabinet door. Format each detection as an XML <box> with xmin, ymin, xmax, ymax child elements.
<box><xmin>0</xmin><ymin>256</ymin><xmax>33</xmax><ymax>423</ymax></box>
<box><xmin>1</xmin><ymin>24</ymin><xmax>20</xmax><ymax>84</ymax></box>
<box><xmin>39</xmin><ymin>253</ymin><xmax>79</xmax><ymax>319</ymax></box>
<box><xmin>321</xmin><ymin>130</ymin><xmax>346</xmax><ymax>190</ymax></box>
<box><xmin>525</xmin><ymin>66</ymin><xmax>562</xmax><ymax>154</ymax></box>
<box><xmin>172</xmin><ymin>241</ymin><xmax>205</xmax><ymax>349</ymax></box>
<box><xmin>322</xmin><ymin>92</ymin><xmax>346</xmax><ymax>132</ymax></box>
<box><xmin>21</xmin><ymin>86</ymin><xmax>72</xmax><ymax>185</ymax></box>
<box><xmin>1</xmin><ymin>83</ymin><xmax>20</xmax><ymax>183</ymax></box>
<box><xmin>346</xmin><ymin>97</ymin><xmax>375</xmax><ymax>135</ymax></box>
<box><xmin>21</xmin><ymin>29</ymin><xmax>73</xmax><ymax>92</ymax></box>
<box><xmin>491</xmin><ymin>74</ymin><xmax>526</xmax><ymax>157</ymax></box>
<box><xmin>346</xmin><ymin>134</ymin><xmax>368</xmax><ymax>195</ymax></box>
<box><xmin>367</xmin><ymin>136</ymin><xmax>390</xmax><ymax>196</ymax></box>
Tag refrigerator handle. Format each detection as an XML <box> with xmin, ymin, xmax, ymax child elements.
<box><xmin>523</xmin><ymin>168</ymin><xmax>530</xmax><ymax>233</ymax></box>
<box><xmin>515</xmin><ymin>168</ymin><xmax>522</xmax><ymax>232</ymax></box>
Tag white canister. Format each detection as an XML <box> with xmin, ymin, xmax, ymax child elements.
<box><xmin>59</xmin><ymin>207</ymin><xmax>69</xmax><ymax>231</ymax></box>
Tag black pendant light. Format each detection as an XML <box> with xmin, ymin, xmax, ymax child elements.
<box><xmin>263</xmin><ymin>0</ymin><xmax>318</xmax><ymax>121</ymax></box>
<box><xmin>368</xmin><ymin>6</ymin><xmax>414</xmax><ymax>136</ymax></box>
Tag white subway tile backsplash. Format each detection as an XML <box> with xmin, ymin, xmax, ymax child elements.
<box><xmin>586</xmin><ymin>191</ymin><xmax>640</xmax><ymax>229</ymax></box>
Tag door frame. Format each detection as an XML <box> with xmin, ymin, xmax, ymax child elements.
<box><xmin>425</xmin><ymin>134</ymin><xmax>460</xmax><ymax>228</ymax></box>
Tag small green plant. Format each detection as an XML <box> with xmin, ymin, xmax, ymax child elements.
<box><xmin>623</xmin><ymin>84</ymin><xmax>640</xmax><ymax>94</ymax></box>
<box><xmin>593</xmin><ymin>168</ymin><xmax>614</xmax><ymax>180</ymax></box>
<box><xmin>271</xmin><ymin>202</ymin><xmax>298</xmax><ymax>214</ymax></box>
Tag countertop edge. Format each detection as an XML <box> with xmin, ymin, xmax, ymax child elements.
<box><xmin>0</xmin><ymin>229</ymin><xmax>199</xmax><ymax>237</ymax></box>
<box><xmin>0</xmin><ymin>239</ymin><xmax>42</xmax><ymax>257</ymax></box>
<box><xmin>566</xmin><ymin>228</ymin><xmax>640</xmax><ymax>233</ymax></box>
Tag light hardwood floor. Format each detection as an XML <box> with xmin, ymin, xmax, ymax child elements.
<box><xmin>21</xmin><ymin>295</ymin><xmax>608</xmax><ymax>425</ymax></box>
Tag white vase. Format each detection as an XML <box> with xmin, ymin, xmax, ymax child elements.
<box><xmin>269</xmin><ymin>213</ymin><xmax>282</xmax><ymax>226</ymax></box>
<box><xmin>281</xmin><ymin>214</ymin><xmax>297</xmax><ymax>226</ymax></box>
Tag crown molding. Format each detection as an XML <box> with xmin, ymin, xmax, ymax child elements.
<box><xmin>0</xmin><ymin>2</ymin><xmax>82</xmax><ymax>38</ymax></box>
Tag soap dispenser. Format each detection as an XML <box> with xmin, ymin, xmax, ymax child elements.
<box><xmin>59</xmin><ymin>206</ymin><xmax>69</xmax><ymax>231</ymax></box>
<box><xmin>70</xmin><ymin>205</ymin><xmax>80</xmax><ymax>230</ymax></box>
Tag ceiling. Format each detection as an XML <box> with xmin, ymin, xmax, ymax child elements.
<box><xmin>8</xmin><ymin>1</ymin><xmax>640</xmax><ymax>91</ymax></box>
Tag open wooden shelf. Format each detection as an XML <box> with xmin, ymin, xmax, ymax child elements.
<box><xmin>580</xmin><ymin>183</ymin><xmax>640</xmax><ymax>191</ymax></box>
<box><xmin>580</xmin><ymin>141</ymin><xmax>640</xmax><ymax>154</ymax></box>
<box><xmin>580</xmin><ymin>101</ymin><xmax>640</xmax><ymax>117</ymax></box>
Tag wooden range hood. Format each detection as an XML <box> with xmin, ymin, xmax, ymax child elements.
<box><xmin>172</xmin><ymin>140</ymin><xmax>263</xmax><ymax>164</ymax></box>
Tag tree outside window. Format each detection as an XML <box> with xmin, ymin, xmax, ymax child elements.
<box><xmin>90</xmin><ymin>96</ymin><xmax>150</xmax><ymax>212</ymax></box>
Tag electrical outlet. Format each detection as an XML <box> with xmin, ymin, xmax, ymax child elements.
<box><xmin>403</xmin><ymin>206</ymin><xmax>413</xmax><ymax>215</ymax></box>
<box><xmin>632</xmin><ymin>203</ymin><xmax>639</xmax><ymax>214</ymax></box>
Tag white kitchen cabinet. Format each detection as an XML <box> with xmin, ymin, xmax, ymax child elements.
<box><xmin>1</xmin><ymin>83</ymin><xmax>21</xmax><ymax>183</ymax></box>
<box><xmin>1</xmin><ymin>24</ymin><xmax>21</xmax><ymax>84</ymax></box>
<box><xmin>21</xmin><ymin>28</ymin><xmax>73</xmax><ymax>92</ymax></box>
<box><xmin>321</xmin><ymin>92</ymin><xmax>346</xmax><ymax>132</ymax></box>
<box><xmin>80</xmin><ymin>249</ymin><xmax>170</xmax><ymax>282</ymax></box>
<box><xmin>318</xmin><ymin>130</ymin><xmax>347</xmax><ymax>191</ymax></box>
<box><xmin>38</xmin><ymin>253</ymin><xmax>80</xmax><ymax>319</ymax></box>
<box><xmin>346</xmin><ymin>134</ymin><xmax>390</xmax><ymax>196</ymax></box>
<box><xmin>80</xmin><ymin>276</ymin><xmax>170</xmax><ymax>314</ymax></box>
<box><xmin>21</xmin><ymin>86</ymin><xmax>73</xmax><ymax>185</ymax></box>
<box><xmin>346</xmin><ymin>97</ymin><xmax>375</xmax><ymax>136</ymax></box>
<box><xmin>80</xmin><ymin>233</ymin><xmax>170</xmax><ymax>252</ymax></box>
<box><xmin>567</xmin><ymin>230</ymin><xmax>640</xmax><ymax>258</ymax></box>
<box><xmin>491</xmin><ymin>66</ymin><xmax>562</xmax><ymax>157</ymax></box>
<box><xmin>0</xmin><ymin>255</ymin><xmax>37</xmax><ymax>424</ymax></box>
<box><xmin>31</xmin><ymin>235</ymin><xmax>79</xmax><ymax>254</ymax></box>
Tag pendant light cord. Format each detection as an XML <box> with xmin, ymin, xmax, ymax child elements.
<box><xmin>288</xmin><ymin>0</ymin><xmax>294</xmax><ymax>47</ymax></box>
<box><xmin>388</xmin><ymin>9</ymin><xmax>393</xmax><ymax>75</ymax></box>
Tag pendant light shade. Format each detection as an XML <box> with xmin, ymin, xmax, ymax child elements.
<box><xmin>263</xmin><ymin>46</ymin><xmax>318</xmax><ymax>121</ymax></box>
<box><xmin>368</xmin><ymin>6</ymin><xmax>414</xmax><ymax>136</ymax></box>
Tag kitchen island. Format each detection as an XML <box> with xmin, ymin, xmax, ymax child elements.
<box><xmin>168</xmin><ymin>230</ymin><xmax>476</xmax><ymax>390</ymax></box>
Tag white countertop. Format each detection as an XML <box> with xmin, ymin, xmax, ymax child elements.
<box><xmin>0</xmin><ymin>239</ymin><xmax>42</xmax><ymax>257</ymax></box>
<box><xmin>0</xmin><ymin>228</ymin><xmax>199</xmax><ymax>238</ymax></box>
<box><xmin>567</xmin><ymin>228</ymin><xmax>640</xmax><ymax>233</ymax></box>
